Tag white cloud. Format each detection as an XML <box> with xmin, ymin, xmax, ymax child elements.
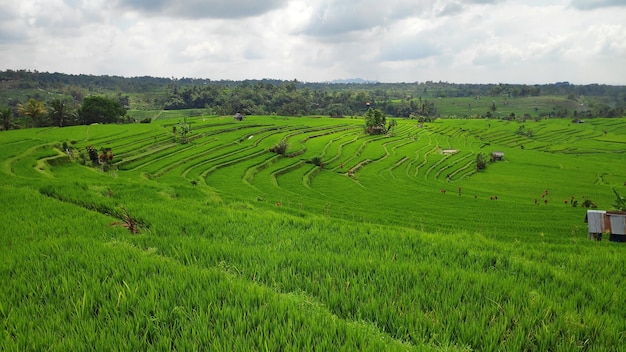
<box><xmin>569</xmin><ymin>0</ymin><xmax>626</xmax><ymax>10</ymax></box>
<box><xmin>0</xmin><ymin>0</ymin><xmax>624</xmax><ymax>84</ymax></box>
<box><xmin>113</xmin><ymin>0</ymin><xmax>290</xmax><ymax>19</ymax></box>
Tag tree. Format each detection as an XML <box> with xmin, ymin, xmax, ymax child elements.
<box><xmin>48</xmin><ymin>99</ymin><xmax>70</xmax><ymax>127</ymax></box>
<box><xmin>78</xmin><ymin>96</ymin><xmax>126</xmax><ymax>125</ymax></box>
<box><xmin>178</xmin><ymin>116</ymin><xmax>192</xmax><ymax>144</ymax></box>
<box><xmin>269</xmin><ymin>140</ymin><xmax>288</xmax><ymax>155</ymax></box>
<box><xmin>17</xmin><ymin>98</ymin><xmax>48</xmax><ymax>127</ymax></box>
<box><xmin>387</xmin><ymin>119</ymin><xmax>398</xmax><ymax>134</ymax></box>
<box><xmin>516</xmin><ymin>125</ymin><xmax>534</xmax><ymax>137</ymax></box>
<box><xmin>1</xmin><ymin>107</ymin><xmax>14</xmax><ymax>131</ymax></box>
<box><xmin>475</xmin><ymin>153</ymin><xmax>488</xmax><ymax>171</ymax></box>
<box><xmin>364</xmin><ymin>108</ymin><xmax>386</xmax><ymax>135</ymax></box>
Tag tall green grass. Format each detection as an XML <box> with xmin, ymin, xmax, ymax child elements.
<box><xmin>2</xmin><ymin>114</ymin><xmax>625</xmax><ymax>350</ymax></box>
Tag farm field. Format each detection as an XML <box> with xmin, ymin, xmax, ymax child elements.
<box><xmin>394</xmin><ymin>95</ymin><xmax>586</xmax><ymax>119</ymax></box>
<box><xmin>1</xmin><ymin>114</ymin><xmax>626</xmax><ymax>350</ymax></box>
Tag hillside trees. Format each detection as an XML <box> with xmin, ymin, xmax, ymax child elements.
<box><xmin>78</xmin><ymin>96</ymin><xmax>126</xmax><ymax>124</ymax></box>
<box><xmin>161</xmin><ymin>83</ymin><xmax>380</xmax><ymax>117</ymax></box>
<box><xmin>2</xmin><ymin>70</ymin><xmax>624</xmax><ymax>124</ymax></box>
<box><xmin>415</xmin><ymin>98</ymin><xmax>438</xmax><ymax>119</ymax></box>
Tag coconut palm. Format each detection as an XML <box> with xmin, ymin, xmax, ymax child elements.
<box><xmin>48</xmin><ymin>98</ymin><xmax>69</xmax><ymax>127</ymax></box>
<box><xmin>1</xmin><ymin>107</ymin><xmax>13</xmax><ymax>131</ymax></box>
<box><xmin>17</xmin><ymin>98</ymin><xmax>48</xmax><ymax>127</ymax></box>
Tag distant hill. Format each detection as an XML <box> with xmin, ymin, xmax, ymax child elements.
<box><xmin>326</xmin><ymin>78</ymin><xmax>379</xmax><ymax>84</ymax></box>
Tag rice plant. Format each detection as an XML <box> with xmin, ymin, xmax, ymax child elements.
<box><xmin>2</xmin><ymin>115</ymin><xmax>625</xmax><ymax>350</ymax></box>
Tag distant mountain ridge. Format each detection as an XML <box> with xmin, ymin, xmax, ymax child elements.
<box><xmin>326</xmin><ymin>78</ymin><xmax>379</xmax><ymax>84</ymax></box>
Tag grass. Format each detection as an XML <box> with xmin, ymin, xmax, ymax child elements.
<box><xmin>1</xmin><ymin>113</ymin><xmax>626</xmax><ymax>350</ymax></box>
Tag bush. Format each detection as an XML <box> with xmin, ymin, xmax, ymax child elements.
<box><xmin>139</xmin><ymin>117</ymin><xmax>152</xmax><ymax>123</ymax></box>
<box><xmin>269</xmin><ymin>140</ymin><xmax>288</xmax><ymax>155</ymax></box>
<box><xmin>613</xmin><ymin>188</ymin><xmax>626</xmax><ymax>211</ymax></box>
<box><xmin>516</xmin><ymin>125</ymin><xmax>534</xmax><ymax>137</ymax></box>
<box><xmin>475</xmin><ymin>153</ymin><xmax>488</xmax><ymax>171</ymax></box>
<box><xmin>86</xmin><ymin>145</ymin><xmax>99</xmax><ymax>164</ymax></box>
<box><xmin>581</xmin><ymin>199</ymin><xmax>598</xmax><ymax>209</ymax></box>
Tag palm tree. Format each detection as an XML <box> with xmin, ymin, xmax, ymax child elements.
<box><xmin>17</xmin><ymin>98</ymin><xmax>47</xmax><ymax>127</ymax></box>
<box><xmin>1</xmin><ymin>107</ymin><xmax>13</xmax><ymax>131</ymax></box>
<box><xmin>48</xmin><ymin>99</ymin><xmax>69</xmax><ymax>127</ymax></box>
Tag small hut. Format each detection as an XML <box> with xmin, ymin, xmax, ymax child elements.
<box><xmin>585</xmin><ymin>210</ymin><xmax>608</xmax><ymax>240</ymax></box>
<box><xmin>441</xmin><ymin>149</ymin><xmax>458</xmax><ymax>155</ymax></box>
<box><xmin>584</xmin><ymin>210</ymin><xmax>626</xmax><ymax>241</ymax></box>
<box><xmin>607</xmin><ymin>211</ymin><xmax>626</xmax><ymax>242</ymax></box>
<box><xmin>233</xmin><ymin>112</ymin><xmax>245</xmax><ymax>121</ymax></box>
<box><xmin>491</xmin><ymin>151</ymin><xmax>504</xmax><ymax>161</ymax></box>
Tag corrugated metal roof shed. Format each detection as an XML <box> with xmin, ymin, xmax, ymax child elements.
<box><xmin>585</xmin><ymin>210</ymin><xmax>607</xmax><ymax>240</ymax></box>
<box><xmin>607</xmin><ymin>211</ymin><xmax>626</xmax><ymax>235</ymax></box>
<box><xmin>586</xmin><ymin>210</ymin><xmax>606</xmax><ymax>233</ymax></box>
<box><xmin>584</xmin><ymin>210</ymin><xmax>626</xmax><ymax>241</ymax></box>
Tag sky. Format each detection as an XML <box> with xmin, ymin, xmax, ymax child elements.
<box><xmin>1</xmin><ymin>0</ymin><xmax>625</xmax><ymax>84</ymax></box>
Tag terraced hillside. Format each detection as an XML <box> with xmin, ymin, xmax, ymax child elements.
<box><xmin>2</xmin><ymin>115</ymin><xmax>626</xmax><ymax>350</ymax></box>
<box><xmin>15</xmin><ymin>115</ymin><xmax>620</xmax><ymax>240</ymax></box>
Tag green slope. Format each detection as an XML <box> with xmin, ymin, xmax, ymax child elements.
<box><xmin>1</xmin><ymin>115</ymin><xmax>625</xmax><ymax>350</ymax></box>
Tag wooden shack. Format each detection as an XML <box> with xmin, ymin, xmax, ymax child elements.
<box><xmin>233</xmin><ymin>112</ymin><xmax>245</xmax><ymax>121</ymax></box>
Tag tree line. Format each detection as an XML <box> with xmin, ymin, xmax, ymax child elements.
<box><xmin>1</xmin><ymin>70</ymin><xmax>624</xmax><ymax>130</ymax></box>
<box><xmin>1</xmin><ymin>96</ymin><xmax>127</xmax><ymax>130</ymax></box>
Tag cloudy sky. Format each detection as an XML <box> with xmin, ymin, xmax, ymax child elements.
<box><xmin>1</xmin><ymin>0</ymin><xmax>625</xmax><ymax>84</ymax></box>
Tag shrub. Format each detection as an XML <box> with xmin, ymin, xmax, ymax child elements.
<box><xmin>86</xmin><ymin>145</ymin><xmax>99</xmax><ymax>164</ymax></box>
<box><xmin>110</xmin><ymin>206</ymin><xmax>140</xmax><ymax>234</ymax></box>
<box><xmin>269</xmin><ymin>140</ymin><xmax>288</xmax><ymax>155</ymax></box>
<box><xmin>475</xmin><ymin>153</ymin><xmax>488</xmax><ymax>171</ymax></box>
<box><xmin>581</xmin><ymin>199</ymin><xmax>598</xmax><ymax>209</ymax></box>
<box><xmin>612</xmin><ymin>188</ymin><xmax>626</xmax><ymax>211</ymax></box>
<box><xmin>516</xmin><ymin>125</ymin><xmax>534</xmax><ymax>137</ymax></box>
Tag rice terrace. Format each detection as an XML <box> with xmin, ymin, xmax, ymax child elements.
<box><xmin>2</xmin><ymin>81</ymin><xmax>626</xmax><ymax>349</ymax></box>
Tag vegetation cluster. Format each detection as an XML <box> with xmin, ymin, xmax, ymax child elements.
<box><xmin>1</xmin><ymin>70</ymin><xmax>624</xmax><ymax>132</ymax></box>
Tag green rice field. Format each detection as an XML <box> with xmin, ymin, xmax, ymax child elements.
<box><xmin>1</xmin><ymin>114</ymin><xmax>625</xmax><ymax>350</ymax></box>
